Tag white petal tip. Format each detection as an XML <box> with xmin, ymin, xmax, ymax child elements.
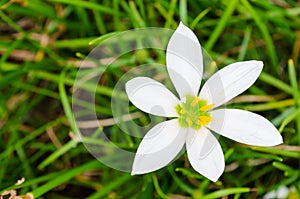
<box><xmin>211</xmin><ymin>177</ymin><xmax>219</xmax><ymax>182</ymax></box>
<box><xmin>256</xmin><ymin>60</ymin><xmax>263</xmax><ymax>70</ymax></box>
<box><xmin>255</xmin><ymin>141</ymin><xmax>283</xmax><ymax>147</ymax></box>
<box><xmin>252</xmin><ymin>60</ymin><xmax>263</xmax><ymax>73</ymax></box>
<box><xmin>178</xmin><ymin>21</ymin><xmax>185</xmax><ymax>27</ymax></box>
<box><xmin>268</xmin><ymin>139</ymin><xmax>283</xmax><ymax>147</ymax></box>
<box><xmin>131</xmin><ymin>169</ymin><xmax>144</xmax><ymax>176</ymax></box>
<box><xmin>176</xmin><ymin>21</ymin><xmax>190</xmax><ymax>33</ymax></box>
<box><xmin>278</xmin><ymin>137</ymin><xmax>284</xmax><ymax>145</ymax></box>
<box><xmin>247</xmin><ymin>60</ymin><xmax>264</xmax><ymax>71</ymax></box>
<box><xmin>195</xmin><ymin>167</ymin><xmax>222</xmax><ymax>182</ymax></box>
<box><xmin>203</xmin><ymin>173</ymin><xmax>220</xmax><ymax>182</ymax></box>
<box><xmin>260</xmin><ymin>134</ymin><xmax>283</xmax><ymax>147</ymax></box>
<box><xmin>204</xmin><ymin>173</ymin><xmax>222</xmax><ymax>182</ymax></box>
<box><xmin>131</xmin><ymin>172</ymin><xmax>137</xmax><ymax>176</ymax></box>
<box><xmin>174</xmin><ymin>22</ymin><xmax>189</xmax><ymax>36</ymax></box>
<box><xmin>211</xmin><ymin>171</ymin><xmax>223</xmax><ymax>182</ymax></box>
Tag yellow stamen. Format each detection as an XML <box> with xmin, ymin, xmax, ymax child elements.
<box><xmin>200</xmin><ymin>115</ymin><xmax>211</xmax><ymax>122</ymax></box>
<box><xmin>176</xmin><ymin>94</ymin><xmax>213</xmax><ymax>130</ymax></box>
<box><xmin>191</xmin><ymin>97</ymin><xmax>199</xmax><ymax>107</ymax></box>
<box><xmin>180</xmin><ymin>109</ymin><xmax>187</xmax><ymax>114</ymax></box>
<box><xmin>200</xmin><ymin>104</ymin><xmax>214</xmax><ymax>111</ymax></box>
<box><xmin>197</xmin><ymin>116</ymin><xmax>211</xmax><ymax>126</ymax></box>
<box><xmin>186</xmin><ymin>118</ymin><xmax>193</xmax><ymax>126</ymax></box>
<box><xmin>197</xmin><ymin>119</ymin><xmax>205</xmax><ymax>126</ymax></box>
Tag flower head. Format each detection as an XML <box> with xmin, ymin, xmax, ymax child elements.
<box><xmin>125</xmin><ymin>22</ymin><xmax>283</xmax><ymax>182</ymax></box>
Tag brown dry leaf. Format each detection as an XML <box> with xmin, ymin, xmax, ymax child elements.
<box><xmin>0</xmin><ymin>189</ymin><xmax>33</xmax><ymax>199</ymax></box>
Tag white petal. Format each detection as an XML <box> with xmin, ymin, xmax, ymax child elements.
<box><xmin>126</xmin><ymin>77</ymin><xmax>179</xmax><ymax>117</ymax></box>
<box><xmin>186</xmin><ymin>128</ymin><xmax>224</xmax><ymax>182</ymax></box>
<box><xmin>208</xmin><ymin>109</ymin><xmax>283</xmax><ymax>146</ymax></box>
<box><xmin>132</xmin><ymin>119</ymin><xmax>187</xmax><ymax>175</ymax></box>
<box><xmin>166</xmin><ymin>22</ymin><xmax>203</xmax><ymax>98</ymax></box>
<box><xmin>199</xmin><ymin>61</ymin><xmax>263</xmax><ymax>108</ymax></box>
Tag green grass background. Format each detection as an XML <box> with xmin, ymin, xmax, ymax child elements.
<box><xmin>0</xmin><ymin>0</ymin><xmax>300</xmax><ymax>198</ymax></box>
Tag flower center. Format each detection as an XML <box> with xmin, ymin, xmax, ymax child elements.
<box><xmin>175</xmin><ymin>95</ymin><xmax>213</xmax><ymax>130</ymax></box>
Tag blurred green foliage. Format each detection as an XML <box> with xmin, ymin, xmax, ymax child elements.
<box><xmin>0</xmin><ymin>0</ymin><xmax>299</xmax><ymax>198</ymax></box>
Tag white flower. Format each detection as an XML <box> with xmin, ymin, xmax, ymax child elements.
<box><xmin>263</xmin><ymin>185</ymin><xmax>290</xmax><ymax>199</ymax></box>
<box><xmin>125</xmin><ymin>22</ymin><xmax>283</xmax><ymax>182</ymax></box>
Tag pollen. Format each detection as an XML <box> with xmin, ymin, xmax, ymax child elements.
<box><xmin>180</xmin><ymin>108</ymin><xmax>187</xmax><ymax>114</ymax></box>
<box><xmin>197</xmin><ymin>119</ymin><xmax>205</xmax><ymax>126</ymax></box>
<box><xmin>186</xmin><ymin>118</ymin><xmax>193</xmax><ymax>126</ymax></box>
<box><xmin>200</xmin><ymin>115</ymin><xmax>211</xmax><ymax>122</ymax></box>
<box><xmin>197</xmin><ymin>115</ymin><xmax>211</xmax><ymax>126</ymax></box>
<box><xmin>191</xmin><ymin>96</ymin><xmax>199</xmax><ymax>107</ymax></box>
<box><xmin>200</xmin><ymin>104</ymin><xmax>214</xmax><ymax>111</ymax></box>
<box><xmin>175</xmin><ymin>94</ymin><xmax>212</xmax><ymax>130</ymax></box>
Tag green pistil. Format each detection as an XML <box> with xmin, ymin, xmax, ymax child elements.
<box><xmin>175</xmin><ymin>95</ymin><xmax>213</xmax><ymax>130</ymax></box>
